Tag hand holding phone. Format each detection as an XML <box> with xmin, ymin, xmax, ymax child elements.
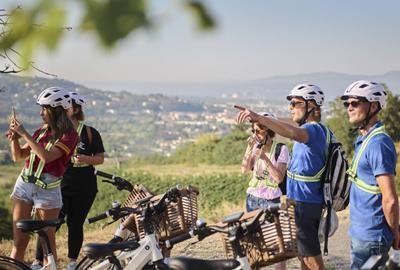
<box><xmin>10</xmin><ymin>107</ymin><xmax>16</xmax><ymax>127</ymax></box>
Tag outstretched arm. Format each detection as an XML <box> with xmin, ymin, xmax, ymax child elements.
<box><xmin>234</xmin><ymin>105</ymin><xmax>309</xmax><ymax>143</ymax></box>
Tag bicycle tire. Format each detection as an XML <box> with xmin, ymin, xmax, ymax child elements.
<box><xmin>0</xmin><ymin>256</ymin><xmax>31</xmax><ymax>270</ymax></box>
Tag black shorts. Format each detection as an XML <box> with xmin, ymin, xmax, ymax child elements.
<box><xmin>295</xmin><ymin>201</ymin><xmax>323</xmax><ymax>257</ymax></box>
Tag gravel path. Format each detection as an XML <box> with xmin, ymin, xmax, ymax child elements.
<box><xmin>171</xmin><ymin>210</ymin><xmax>351</xmax><ymax>270</ymax></box>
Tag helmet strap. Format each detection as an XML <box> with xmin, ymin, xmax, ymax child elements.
<box><xmin>297</xmin><ymin>101</ymin><xmax>315</xmax><ymax>126</ymax></box>
<box><xmin>358</xmin><ymin>103</ymin><xmax>380</xmax><ymax>130</ymax></box>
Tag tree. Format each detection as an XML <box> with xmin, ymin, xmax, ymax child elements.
<box><xmin>380</xmin><ymin>85</ymin><xmax>400</xmax><ymax>142</ymax></box>
<box><xmin>326</xmin><ymin>97</ymin><xmax>357</xmax><ymax>156</ymax></box>
<box><xmin>0</xmin><ymin>0</ymin><xmax>215</xmax><ymax>73</ymax></box>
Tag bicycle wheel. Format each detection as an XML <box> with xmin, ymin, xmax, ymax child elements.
<box><xmin>0</xmin><ymin>256</ymin><xmax>31</xmax><ymax>270</ymax></box>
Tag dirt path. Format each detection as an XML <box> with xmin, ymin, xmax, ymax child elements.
<box><xmin>171</xmin><ymin>210</ymin><xmax>351</xmax><ymax>270</ymax></box>
<box><xmin>0</xmin><ymin>210</ymin><xmax>352</xmax><ymax>269</ymax></box>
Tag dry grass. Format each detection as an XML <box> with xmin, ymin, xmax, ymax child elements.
<box><xmin>0</xmin><ymin>224</ymin><xmax>117</xmax><ymax>268</ymax></box>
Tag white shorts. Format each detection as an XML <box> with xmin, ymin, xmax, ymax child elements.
<box><xmin>11</xmin><ymin>174</ymin><xmax>62</xmax><ymax>209</ymax></box>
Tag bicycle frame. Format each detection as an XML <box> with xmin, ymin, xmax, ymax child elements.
<box><xmin>85</xmin><ymin>233</ymin><xmax>163</xmax><ymax>270</ymax></box>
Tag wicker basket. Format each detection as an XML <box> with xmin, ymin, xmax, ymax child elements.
<box><xmin>120</xmin><ymin>184</ymin><xmax>155</xmax><ymax>239</ymax></box>
<box><xmin>122</xmin><ymin>186</ymin><xmax>199</xmax><ymax>241</ymax></box>
<box><xmin>221</xmin><ymin>196</ymin><xmax>297</xmax><ymax>268</ymax></box>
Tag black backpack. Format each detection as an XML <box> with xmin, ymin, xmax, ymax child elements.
<box><xmin>275</xmin><ymin>143</ymin><xmax>287</xmax><ymax>195</ymax></box>
<box><xmin>319</xmin><ymin>124</ymin><xmax>351</xmax><ymax>255</ymax></box>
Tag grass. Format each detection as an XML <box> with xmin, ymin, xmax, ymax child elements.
<box><xmin>0</xmin><ymin>162</ymin><xmax>247</xmax><ymax>267</ymax></box>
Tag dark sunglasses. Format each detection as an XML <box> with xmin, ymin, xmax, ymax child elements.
<box><xmin>289</xmin><ymin>100</ymin><xmax>306</xmax><ymax>108</ymax></box>
<box><xmin>343</xmin><ymin>100</ymin><xmax>364</xmax><ymax>109</ymax></box>
<box><xmin>251</xmin><ymin>128</ymin><xmax>266</xmax><ymax>134</ymax></box>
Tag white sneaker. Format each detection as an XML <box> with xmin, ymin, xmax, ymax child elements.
<box><xmin>31</xmin><ymin>260</ymin><xmax>43</xmax><ymax>270</ymax></box>
<box><xmin>66</xmin><ymin>261</ymin><xmax>77</xmax><ymax>270</ymax></box>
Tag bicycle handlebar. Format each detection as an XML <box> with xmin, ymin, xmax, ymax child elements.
<box><xmin>165</xmin><ymin>202</ymin><xmax>283</xmax><ymax>249</ymax></box>
<box><xmin>95</xmin><ymin>170</ymin><xmax>134</xmax><ymax>192</ymax></box>
<box><xmin>86</xmin><ymin>212</ymin><xmax>110</xmax><ymax>224</ymax></box>
<box><xmin>86</xmin><ymin>185</ymin><xmax>183</xmax><ymax>225</ymax></box>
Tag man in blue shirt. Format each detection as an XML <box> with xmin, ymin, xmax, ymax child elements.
<box><xmin>236</xmin><ymin>84</ymin><xmax>329</xmax><ymax>270</ymax></box>
<box><xmin>341</xmin><ymin>80</ymin><xmax>399</xmax><ymax>269</ymax></box>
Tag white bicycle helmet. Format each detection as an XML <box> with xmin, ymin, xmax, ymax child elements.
<box><xmin>318</xmin><ymin>209</ymin><xmax>339</xmax><ymax>243</ymax></box>
<box><xmin>286</xmin><ymin>84</ymin><xmax>325</xmax><ymax>106</ymax></box>
<box><xmin>37</xmin><ymin>87</ymin><xmax>72</xmax><ymax>109</ymax></box>
<box><xmin>259</xmin><ymin>112</ymin><xmax>277</xmax><ymax>119</ymax></box>
<box><xmin>69</xmin><ymin>92</ymin><xmax>86</xmax><ymax>106</ymax></box>
<box><xmin>341</xmin><ymin>80</ymin><xmax>387</xmax><ymax>109</ymax></box>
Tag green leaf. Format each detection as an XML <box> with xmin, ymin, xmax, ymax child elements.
<box><xmin>185</xmin><ymin>0</ymin><xmax>216</xmax><ymax>31</ymax></box>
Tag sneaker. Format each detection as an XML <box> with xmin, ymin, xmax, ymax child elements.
<box><xmin>31</xmin><ymin>259</ymin><xmax>43</xmax><ymax>270</ymax></box>
<box><xmin>66</xmin><ymin>260</ymin><xmax>77</xmax><ymax>270</ymax></box>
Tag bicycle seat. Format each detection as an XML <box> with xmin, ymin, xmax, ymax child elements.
<box><xmin>16</xmin><ymin>218</ymin><xmax>64</xmax><ymax>232</ymax></box>
<box><xmin>82</xmin><ymin>240</ymin><xmax>140</xmax><ymax>260</ymax></box>
<box><xmin>168</xmin><ymin>257</ymin><xmax>240</xmax><ymax>270</ymax></box>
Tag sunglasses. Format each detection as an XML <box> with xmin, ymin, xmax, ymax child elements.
<box><xmin>343</xmin><ymin>100</ymin><xmax>364</xmax><ymax>109</ymax></box>
<box><xmin>289</xmin><ymin>100</ymin><xmax>306</xmax><ymax>108</ymax></box>
<box><xmin>251</xmin><ymin>128</ymin><xmax>266</xmax><ymax>134</ymax></box>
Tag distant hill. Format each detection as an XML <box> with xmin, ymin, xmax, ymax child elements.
<box><xmin>88</xmin><ymin>71</ymin><xmax>400</xmax><ymax>101</ymax></box>
<box><xmin>0</xmin><ymin>74</ymin><xmax>223</xmax><ymax>157</ymax></box>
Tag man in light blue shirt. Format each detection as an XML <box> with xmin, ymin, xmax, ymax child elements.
<box><xmin>341</xmin><ymin>80</ymin><xmax>399</xmax><ymax>269</ymax></box>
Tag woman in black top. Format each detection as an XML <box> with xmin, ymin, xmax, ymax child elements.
<box><xmin>33</xmin><ymin>92</ymin><xmax>105</xmax><ymax>270</ymax></box>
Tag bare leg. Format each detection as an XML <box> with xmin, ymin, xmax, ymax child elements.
<box><xmin>300</xmin><ymin>255</ymin><xmax>325</xmax><ymax>270</ymax></box>
<box><xmin>275</xmin><ymin>261</ymin><xmax>286</xmax><ymax>270</ymax></box>
<box><xmin>10</xmin><ymin>198</ymin><xmax>33</xmax><ymax>262</ymax></box>
<box><xmin>35</xmin><ymin>208</ymin><xmax>61</xmax><ymax>265</ymax></box>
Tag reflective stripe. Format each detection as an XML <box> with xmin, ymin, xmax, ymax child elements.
<box><xmin>287</xmin><ymin>124</ymin><xmax>330</xmax><ymax>182</ymax></box>
<box><xmin>348</xmin><ymin>176</ymin><xmax>381</xmax><ymax>194</ymax></box>
<box><xmin>21</xmin><ymin>175</ymin><xmax>62</xmax><ymax>189</ymax></box>
<box><xmin>250</xmin><ymin>140</ymin><xmax>279</xmax><ymax>189</ymax></box>
<box><xmin>347</xmin><ymin>126</ymin><xmax>386</xmax><ymax>194</ymax></box>
<box><xmin>71</xmin><ymin>122</ymin><xmax>90</xmax><ymax>168</ymax></box>
<box><xmin>22</xmin><ymin>127</ymin><xmax>61</xmax><ymax>189</ymax></box>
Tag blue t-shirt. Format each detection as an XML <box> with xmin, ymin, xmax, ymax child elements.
<box><xmin>349</xmin><ymin>122</ymin><xmax>397</xmax><ymax>243</ymax></box>
<box><xmin>287</xmin><ymin>122</ymin><xmax>329</xmax><ymax>204</ymax></box>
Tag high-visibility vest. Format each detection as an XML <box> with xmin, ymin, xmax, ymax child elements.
<box><xmin>287</xmin><ymin>124</ymin><xmax>330</xmax><ymax>182</ymax></box>
<box><xmin>249</xmin><ymin>140</ymin><xmax>279</xmax><ymax>189</ymax></box>
<box><xmin>71</xmin><ymin>122</ymin><xmax>90</xmax><ymax>168</ymax></box>
<box><xmin>21</xmin><ymin>127</ymin><xmax>62</xmax><ymax>189</ymax></box>
<box><xmin>347</xmin><ymin>126</ymin><xmax>387</xmax><ymax>194</ymax></box>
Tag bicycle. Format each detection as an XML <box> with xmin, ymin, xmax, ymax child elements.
<box><xmin>0</xmin><ymin>218</ymin><xmax>64</xmax><ymax>270</ymax></box>
<box><xmin>76</xmin><ymin>186</ymin><xmax>196</xmax><ymax>270</ymax></box>
<box><xmin>78</xmin><ymin>197</ymin><xmax>287</xmax><ymax>270</ymax></box>
<box><xmin>360</xmin><ymin>251</ymin><xmax>400</xmax><ymax>270</ymax></box>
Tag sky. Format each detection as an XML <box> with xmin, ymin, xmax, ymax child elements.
<box><xmin>3</xmin><ymin>0</ymin><xmax>400</xmax><ymax>88</ymax></box>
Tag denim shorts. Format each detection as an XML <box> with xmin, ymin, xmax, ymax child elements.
<box><xmin>350</xmin><ymin>238</ymin><xmax>391</xmax><ymax>270</ymax></box>
<box><xmin>246</xmin><ymin>193</ymin><xmax>280</xmax><ymax>212</ymax></box>
<box><xmin>11</xmin><ymin>174</ymin><xmax>62</xmax><ymax>209</ymax></box>
<box><xmin>295</xmin><ymin>201</ymin><xmax>323</xmax><ymax>257</ymax></box>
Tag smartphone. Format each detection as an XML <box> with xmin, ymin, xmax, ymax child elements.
<box><xmin>10</xmin><ymin>107</ymin><xmax>16</xmax><ymax>125</ymax></box>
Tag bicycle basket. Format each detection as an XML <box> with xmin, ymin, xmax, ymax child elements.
<box><xmin>123</xmin><ymin>186</ymin><xmax>199</xmax><ymax>241</ymax></box>
<box><xmin>221</xmin><ymin>196</ymin><xmax>297</xmax><ymax>268</ymax></box>
<box><xmin>120</xmin><ymin>184</ymin><xmax>154</xmax><ymax>239</ymax></box>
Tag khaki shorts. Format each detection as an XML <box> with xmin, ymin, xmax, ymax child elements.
<box><xmin>11</xmin><ymin>174</ymin><xmax>62</xmax><ymax>209</ymax></box>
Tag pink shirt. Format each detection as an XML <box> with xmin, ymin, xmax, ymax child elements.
<box><xmin>246</xmin><ymin>141</ymin><xmax>290</xmax><ymax>200</ymax></box>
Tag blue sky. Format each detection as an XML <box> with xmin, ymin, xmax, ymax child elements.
<box><xmin>4</xmin><ymin>0</ymin><xmax>400</xmax><ymax>87</ymax></box>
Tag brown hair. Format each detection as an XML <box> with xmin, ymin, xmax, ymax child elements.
<box><xmin>45</xmin><ymin>106</ymin><xmax>74</xmax><ymax>141</ymax></box>
<box><xmin>71</xmin><ymin>101</ymin><xmax>85</xmax><ymax>121</ymax></box>
<box><xmin>252</xmin><ymin>123</ymin><xmax>276</xmax><ymax>138</ymax></box>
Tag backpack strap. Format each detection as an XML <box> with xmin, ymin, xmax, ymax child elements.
<box><xmin>86</xmin><ymin>125</ymin><xmax>93</xmax><ymax>146</ymax></box>
<box><xmin>274</xmin><ymin>143</ymin><xmax>284</xmax><ymax>162</ymax></box>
